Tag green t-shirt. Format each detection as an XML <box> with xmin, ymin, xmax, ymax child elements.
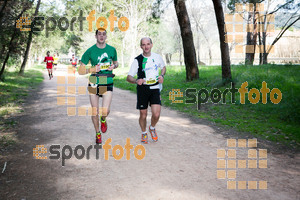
<box><xmin>81</xmin><ymin>44</ymin><xmax>117</xmax><ymax>85</ymax></box>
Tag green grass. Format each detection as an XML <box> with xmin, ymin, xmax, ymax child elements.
<box><xmin>0</xmin><ymin>64</ymin><xmax>44</xmax><ymax>150</ymax></box>
<box><xmin>0</xmin><ymin>65</ymin><xmax>44</xmax><ymax>117</ymax></box>
<box><xmin>114</xmin><ymin>64</ymin><xmax>300</xmax><ymax>148</ymax></box>
<box><xmin>0</xmin><ymin>135</ymin><xmax>16</xmax><ymax>149</ymax></box>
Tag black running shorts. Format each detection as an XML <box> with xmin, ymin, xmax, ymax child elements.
<box><xmin>88</xmin><ymin>84</ymin><xmax>113</xmax><ymax>97</ymax></box>
<box><xmin>136</xmin><ymin>85</ymin><xmax>161</xmax><ymax>110</ymax></box>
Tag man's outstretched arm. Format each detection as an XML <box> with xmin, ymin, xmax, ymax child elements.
<box><xmin>158</xmin><ymin>66</ymin><xmax>166</xmax><ymax>83</ymax></box>
<box><xmin>161</xmin><ymin>66</ymin><xmax>166</xmax><ymax>76</ymax></box>
<box><xmin>127</xmin><ymin>75</ymin><xmax>136</xmax><ymax>84</ymax></box>
<box><xmin>78</xmin><ymin>61</ymin><xmax>96</xmax><ymax>75</ymax></box>
<box><xmin>127</xmin><ymin>75</ymin><xmax>145</xmax><ymax>85</ymax></box>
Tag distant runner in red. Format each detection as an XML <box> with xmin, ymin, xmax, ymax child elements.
<box><xmin>70</xmin><ymin>54</ymin><xmax>78</xmax><ymax>75</ymax></box>
<box><xmin>44</xmin><ymin>51</ymin><xmax>54</xmax><ymax>79</ymax></box>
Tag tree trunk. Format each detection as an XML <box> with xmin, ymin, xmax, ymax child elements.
<box><xmin>261</xmin><ymin>31</ymin><xmax>267</xmax><ymax>64</ymax></box>
<box><xmin>0</xmin><ymin>27</ymin><xmax>18</xmax><ymax>79</ymax></box>
<box><xmin>0</xmin><ymin>0</ymin><xmax>8</xmax><ymax>25</ymax></box>
<box><xmin>0</xmin><ymin>8</ymin><xmax>26</xmax><ymax>79</ymax></box>
<box><xmin>165</xmin><ymin>54</ymin><xmax>170</xmax><ymax>65</ymax></box>
<box><xmin>258</xmin><ymin>11</ymin><xmax>267</xmax><ymax>65</ymax></box>
<box><xmin>245</xmin><ymin>3</ymin><xmax>257</xmax><ymax>65</ymax></box>
<box><xmin>166</xmin><ymin>53</ymin><xmax>172</xmax><ymax>65</ymax></box>
<box><xmin>0</xmin><ymin>0</ymin><xmax>9</xmax><ymax>62</ymax></box>
<box><xmin>258</xmin><ymin>32</ymin><xmax>263</xmax><ymax>65</ymax></box>
<box><xmin>0</xmin><ymin>44</ymin><xmax>6</xmax><ymax>61</ymax></box>
<box><xmin>19</xmin><ymin>0</ymin><xmax>41</xmax><ymax>75</ymax></box>
<box><xmin>212</xmin><ymin>0</ymin><xmax>232</xmax><ymax>82</ymax></box>
<box><xmin>174</xmin><ymin>0</ymin><xmax>199</xmax><ymax>81</ymax></box>
<box><xmin>262</xmin><ymin>52</ymin><xmax>268</xmax><ymax>64</ymax></box>
<box><xmin>0</xmin><ymin>52</ymin><xmax>9</xmax><ymax>80</ymax></box>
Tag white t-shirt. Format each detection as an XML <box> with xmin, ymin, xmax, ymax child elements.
<box><xmin>128</xmin><ymin>53</ymin><xmax>165</xmax><ymax>89</ymax></box>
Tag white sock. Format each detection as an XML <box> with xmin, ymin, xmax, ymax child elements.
<box><xmin>150</xmin><ymin>125</ymin><xmax>155</xmax><ymax>130</ymax></box>
<box><xmin>142</xmin><ymin>131</ymin><xmax>147</xmax><ymax>134</ymax></box>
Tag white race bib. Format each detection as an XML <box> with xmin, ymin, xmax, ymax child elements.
<box><xmin>99</xmin><ymin>62</ymin><xmax>110</xmax><ymax>71</ymax></box>
<box><xmin>145</xmin><ymin>77</ymin><xmax>158</xmax><ymax>85</ymax></box>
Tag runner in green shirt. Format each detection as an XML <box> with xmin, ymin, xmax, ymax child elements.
<box><xmin>78</xmin><ymin>28</ymin><xmax>118</xmax><ymax>145</ymax></box>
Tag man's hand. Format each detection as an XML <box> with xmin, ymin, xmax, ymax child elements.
<box><xmin>158</xmin><ymin>76</ymin><xmax>164</xmax><ymax>84</ymax></box>
<box><xmin>107</xmin><ymin>63</ymin><xmax>114</xmax><ymax>71</ymax></box>
<box><xmin>136</xmin><ymin>79</ymin><xmax>145</xmax><ymax>85</ymax></box>
<box><xmin>78</xmin><ymin>61</ymin><xmax>94</xmax><ymax>75</ymax></box>
<box><xmin>95</xmin><ymin>64</ymin><xmax>101</xmax><ymax>72</ymax></box>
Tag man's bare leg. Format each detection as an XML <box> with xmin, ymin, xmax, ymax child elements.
<box><xmin>101</xmin><ymin>91</ymin><xmax>113</xmax><ymax>120</ymax></box>
<box><xmin>139</xmin><ymin>109</ymin><xmax>147</xmax><ymax>132</ymax></box>
<box><xmin>89</xmin><ymin>94</ymin><xmax>100</xmax><ymax>132</ymax></box>
<box><xmin>47</xmin><ymin>69</ymin><xmax>51</xmax><ymax>78</ymax></box>
<box><xmin>148</xmin><ymin>104</ymin><xmax>160</xmax><ymax>142</ymax></box>
<box><xmin>150</xmin><ymin>104</ymin><xmax>161</xmax><ymax>127</ymax></box>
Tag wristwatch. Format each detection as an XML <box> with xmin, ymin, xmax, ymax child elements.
<box><xmin>161</xmin><ymin>75</ymin><xmax>165</xmax><ymax>78</ymax></box>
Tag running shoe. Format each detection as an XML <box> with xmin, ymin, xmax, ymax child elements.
<box><xmin>96</xmin><ymin>132</ymin><xmax>102</xmax><ymax>144</ymax></box>
<box><xmin>141</xmin><ymin>133</ymin><xmax>148</xmax><ymax>144</ymax></box>
<box><xmin>149</xmin><ymin>126</ymin><xmax>158</xmax><ymax>142</ymax></box>
<box><xmin>100</xmin><ymin>117</ymin><xmax>107</xmax><ymax>133</ymax></box>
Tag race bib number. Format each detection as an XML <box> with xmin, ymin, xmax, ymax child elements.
<box><xmin>145</xmin><ymin>78</ymin><xmax>157</xmax><ymax>85</ymax></box>
<box><xmin>99</xmin><ymin>63</ymin><xmax>110</xmax><ymax>71</ymax></box>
